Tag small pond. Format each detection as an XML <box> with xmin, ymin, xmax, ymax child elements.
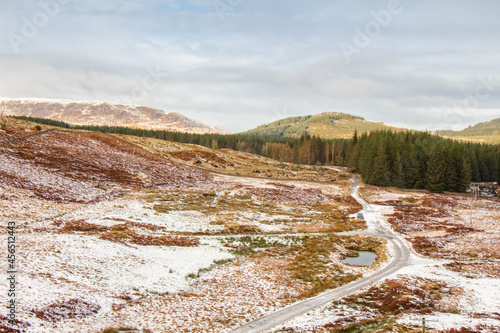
<box><xmin>341</xmin><ymin>251</ymin><xmax>377</xmax><ymax>266</ymax></box>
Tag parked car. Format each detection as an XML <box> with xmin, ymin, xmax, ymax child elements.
<box><xmin>357</xmin><ymin>213</ymin><xmax>364</xmax><ymax>219</ymax></box>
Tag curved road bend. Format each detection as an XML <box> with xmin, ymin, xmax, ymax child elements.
<box><xmin>230</xmin><ymin>184</ymin><xmax>411</xmax><ymax>333</ymax></box>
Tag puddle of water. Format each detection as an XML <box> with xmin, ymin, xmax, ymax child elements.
<box><xmin>341</xmin><ymin>251</ymin><xmax>377</xmax><ymax>266</ymax></box>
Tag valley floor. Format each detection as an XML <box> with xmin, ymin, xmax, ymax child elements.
<box><xmin>1</xmin><ymin>175</ymin><xmax>374</xmax><ymax>332</ymax></box>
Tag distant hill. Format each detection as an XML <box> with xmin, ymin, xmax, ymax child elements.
<box><xmin>0</xmin><ymin>98</ymin><xmax>228</xmax><ymax>134</ymax></box>
<box><xmin>435</xmin><ymin>118</ymin><xmax>500</xmax><ymax>144</ymax></box>
<box><xmin>242</xmin><ymin>112</ymin><xmax>401</xmax><ymax>139</ymax></box>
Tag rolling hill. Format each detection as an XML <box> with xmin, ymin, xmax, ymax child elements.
<box><xmin>435</xmin><ymin>118</ymin><xmax>500</xmax><ymax>144</ymax></box>
<box><xmin>0</xmin><ymin>119</ymin><xmax>212</xmax><ymax>203</ymax></box>
<box><xmin>241</xmin><ymin>112</ymin><xmax>401</xmax><ymax>139</ymax></box>
<box><xmin>0</xmin><ymin>98</ymin><xmax>228</xmax><ymax>134</ymax></box>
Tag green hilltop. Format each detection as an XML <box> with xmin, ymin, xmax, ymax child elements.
<box><xmin>242</xmin><ymin>112</ymin><xmax>401</xmax><ymax>139</ymax></box>
<box><xmin>435</xmin><ymin>118</ymin><xmax>500</xmax><ymax>145</ymax></box>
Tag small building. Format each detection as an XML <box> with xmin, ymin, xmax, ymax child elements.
<box><xmin>468</xmin><ymin>182</ymin><xmax>499</xmax><ymax>198</ymax></box>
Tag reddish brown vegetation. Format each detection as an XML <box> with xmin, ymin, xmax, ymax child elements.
<box><xmin>374</xmin><ymin>199</ymin><xmax>408</xmax><ymax>206</ymax></box>
<box><xmin>32</xmin><ymin>299</ymin><xmax>100</xmax><ymax>322</ymax></box>
<box><xmin>381</xmin><ymin>194</ymin><xmax>479</xmax><ymax>258</ymax></box>
<box><xmin>249</xmin><ymin>185</ymin><xmax>328</xmax><ymax>204</ymax></box>
<box><xmin>103</xmin><ymin>218</ymin><xmax>166</xmax><ymax>231</ymax></box>
<box><xmin>0</xmin><ymin>130</ymin><xmax>212</xmax><ymax>202</ymax></box>
<box><xmin>169</xmin><ymin>150</ymin><xmax>233</xmax><ymax>166</ymax></box>
<box><xmin>444</xmin><ymin>327</ymin><xmax>496</xmax><ymax>333</ymax></box>
<box><xmin>111</xmin><ymin>294</ymin><xmax>143</xmax><ymax>312</ymax></box>
<box><xmin>0</xmin><ymin>315</ymin><xmax>30</xmax><ymax>333</ymax></box>
<box><xmin>445</xmin><ymin>262</ymin><xmax>500</xmax><ymax>278</ymax></box>
<box><xmin>222</xmin><ymin>224</ymin><xmax>262</xmax><ymax>234</ymax></box>
<box><xmin>342</xmin><ymin>279</ymin><xmax>435</xmax><ymax>315</ymax></box>
<box><xmin>0</xmin><ymin>325</ymin><xmax>20</xmax><ymax>333</ymax></box>
<box><xmin>59</xmin><ymin>220</ymin><xmax>199</xmax><ymax>247</ymax></box>
<box><xmin>99</xmin><ymin>231</ymin><xmax>199</xmax><ymax>247</ymax></box>
<box><xmin>320</xmin><ymin>315</ymin><xmax>391</xmax><ymax>333</ymax></box>
<box><xmin>333</xmin><ymin>195</ymin><xmax>363</xmax><ymax>216</ymax></box>
<box><xmin>59</xmin><ymin>219</ymin><xmax>109</xmax><ymax>233</ymax></box>
<box><xmin>0</xmin><ymin>117</ymin><xmax>45</xmax><ymax>142</ymax></box>
<box><xmin>411</xmin><ymin>227</ymin><xmax>475</xmax><ymax>259</ymax></box>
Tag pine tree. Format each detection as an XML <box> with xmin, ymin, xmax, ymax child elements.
<box><xmin>469</xmin><ymin>148</ymin><xmax>481</xmax><ymax>182</ymax></box>
<box><xmin>368</xmin><ymin>142</ymin><xmax>391</xmax><ymax>186</ymax></box>
<box><xmin>477</xmin><ymin>146</ymin><xmax>491</xmax><ymax>181</ymax></box>
<box><xmin>444</xmin><ymin>144</ymin><xmax>460</xmax><ymax>192</ymax></box>
<box><xmin>403</xmin><ymin>150</ymin><xmax>420</xmax><ymax>189</ymax></box>
<box><xmin>426</xmin><ymin>145</ymin><xmax>446</xmax><ymax>193</ymax></box>
<box><xmin>457</xmin><ymin>155</ymin><xmax>472</xmax><ymax>193</ymax></box>
<box><xmin>392</xmin><ymin>153</ymin><xmax>405</xmax><ymax>188</ymax></box>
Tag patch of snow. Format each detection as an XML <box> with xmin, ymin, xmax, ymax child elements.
<box><xmin>398</xmin><ymin>312</ymin><xmax>499</xmax><ymax>331</ymax></box>
<box><xmin>0</xmin><ymin>232</ymin><xmax>234</xmax><ymax>332</ymax></box>
<box><xmin>391</xmin><ymin>262</ymin><xmax>500</xmax><ymax>315</ymax></box>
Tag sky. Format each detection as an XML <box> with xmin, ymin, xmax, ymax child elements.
<box><xmin>1</xmin><ymin>0</ymin><xmax>499</xmax><ymax>133</ymax></box>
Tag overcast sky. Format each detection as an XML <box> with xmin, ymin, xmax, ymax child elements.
<box><xmin>1</xmin><ymin>0</ymin><xmax>499</xmax><ymax>132</ymax></box>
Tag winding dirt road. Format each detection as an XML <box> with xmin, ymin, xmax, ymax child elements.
<box><xmin>230</xmin><ymin>184</ymin><xmax>411</xmax><ymax>333</ymax></box>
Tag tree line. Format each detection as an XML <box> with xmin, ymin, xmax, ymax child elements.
<box><xmin>13</xmin><ymin>116</ymin><xmax>500</xmax><ymax>193</ymax></box>
<box><xmin>348</xmin><ymin>131</ymin><xmax>499</xmax><ymax>193</ymax></box>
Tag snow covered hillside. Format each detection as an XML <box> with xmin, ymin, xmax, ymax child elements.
<box><xmin>0</xmin><ymin>98</ymin><xmax>228</xmax><ymax>134</ymax></box>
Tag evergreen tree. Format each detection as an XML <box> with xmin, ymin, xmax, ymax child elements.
<box><xmin>444</xmin><ymin>144</ymin><xmax>459</xmax><ymax>192</ymax></box>
<box><xmin>469</xmin><ymin>148</ymin><xmax>481</xmax><ymax>182</ymax></box>
<box><xmin>368</xmin><ymin>142</ymin><xmax>391</xmax><ymax>187</ymax></box>
<box><xmin>457</xmin><ymin>155</ymin><xmax>472</xmax><ymax>193</ymax></box>
<box><xmin>426</xmin><ymin>145</ymin><xmax>446</xmax><ymax>193</ymax></box>
<box><xmin>392</xmin><ymin>153</ymin><xmax>405</xmax><ymax>188</ymax></box>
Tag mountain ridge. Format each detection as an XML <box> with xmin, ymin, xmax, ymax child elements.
<box><xmin>435</xmin><ymin>117</ymin><xmax>500</xmax><ymax>144</ymax></box>
<box><xmin>0</xmin><ymin>98</ymin><xmax>228</xmax><ymax>134</ymax></box>
<box><xmin>436</xmin><ymin>117</ymin><xmax>500</xmax><ymax>136</ymax></box>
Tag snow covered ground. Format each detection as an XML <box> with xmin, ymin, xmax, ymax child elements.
<box><xmin>0</xmin><ymin>157</ymin><xmax>359</xmax><ymax>333</ymax></box>
<box><xmin>268</xmin><ymin>187</ymin><xmax>500</xmax><ymax>333</ymax></box>
<box><xmin>0</xmin><ymin>229</ymin><xmax>235</xmax><ymax>332</ymax></box>
<box><xmin>3</xmin><ymin>179</ymin><xmax>498</xmax><ymax>332</ymax></box>
<box><xmin>272</xmin><ymin>257</ymin><xmax>500</xmax><ymax>332</ymax></box>
<box><xmin>395</xmin><ymin>262</ymin><xmax>500</xmax><ymax>331</ymax></box>
<box><xmin>2</xmin><ymin>126</ymin><xmax>498</xmax><ymax>332</ymax></box>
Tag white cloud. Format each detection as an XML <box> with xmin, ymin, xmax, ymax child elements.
<box><xmin>0</xmin><ymin>0</ymin><xmax>499</xmax><ymax>132</ymax></box>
